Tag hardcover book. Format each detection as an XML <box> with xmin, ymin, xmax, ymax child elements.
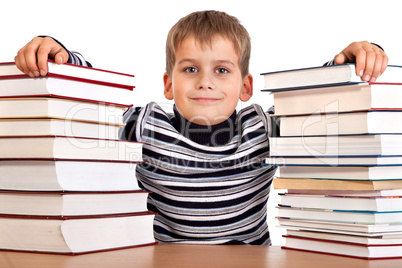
<box><xmin>0</xmin><ymin>61</ymin><xmax>135</xmax><ymax>89</ymax></box>
<box><xmin>0</xmin><ymin>212</ymin><xmax>156</xmax><ymax>255</ymax></box>
<box><xmin>261</xmin><ymin>64</ymin><xmax>402</xmax><ymax>91</ymax></box>
<box><xmin>0</xmin><ymin>159</ymin><xmax>141</xmax><ymax>191</ymax></box>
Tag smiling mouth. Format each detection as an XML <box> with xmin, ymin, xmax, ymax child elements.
<box><xmin>191</xmin><ymin>97</ymin><xmax>221</xmax><ymax>103</ymax></box>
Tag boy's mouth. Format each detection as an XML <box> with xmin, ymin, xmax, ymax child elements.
<box><xmin>191</xmin><ymin>97</ymin><xmax>221</xmax><ymax>104</ymax></box>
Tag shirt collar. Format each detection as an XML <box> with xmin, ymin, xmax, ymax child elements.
<box><xmin>172</xmin><ymin>105</ymin><xmax>237</xmax><ymax>146</ymax></box>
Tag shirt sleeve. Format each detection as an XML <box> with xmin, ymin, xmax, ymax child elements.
<box><xmin>119</xmin><ymin>106</ymin><xmax>143</xmax><ymax>141</ymax></box>
<box><xmin>265</xmin><ymin>106</ymin><xmax>279</xmax><ymax>137</ymax></box>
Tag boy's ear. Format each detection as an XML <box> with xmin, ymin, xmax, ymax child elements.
<box><xmin>239</xmin><ymin>74</ymin><xmax>253</xmax><ymax>102</ymax></box>
<box><xmin>163</xmin><ymin>72</ymin><xmax>174</xmax><ymax>100</ymax></box>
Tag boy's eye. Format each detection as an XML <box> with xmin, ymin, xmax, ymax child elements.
<box><xmin>184</xmin><ymin>67</ymin><xmax>198</xmax><ymax>73</ymax></box>
<box><xmin>216</xmin><ymin>67</ymin><xmax>229</xmax><ymax>74</ymax></box>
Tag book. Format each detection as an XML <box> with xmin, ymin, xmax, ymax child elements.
<box><xmin>0</xmin><ymin>159</ymin><xmax>140</xmax><ymax>191</ymax></box>
<box><xmin>285</xmin><ymin>229</ymin><xmax>402</xmax><ymax>245</ymax></box>
<box><xmin>0</xmin><ymin>212</ymin><xmax>156</xmax><ymax>254</ymax></box>
<box><xmin>281</xmin><ymin>226</ymin><xmax>402</xmax><ymax>239</ymax></box>
<box><xmin>287</xmin><ymin>189</ymin><xmax>402</xmax><ymax>197</ymax></box>
<box><xmin>0</xmin><ymin>61</ymin><xmax>135</xmax><ymax>90</ymax></box>
<box><xmin>273</xmin><ymin>177</ymin><xmax>402</xmax><ymax>191</ymax></box>
<box><xmin>0</xmin><ymin>136</ymin><xmax>143</xmax><ymax>162</ymax></box>
<box><xmin>277</xmin><ymin>218</ymin><xmax>402</xmax><ymax>234</ymax></box>
<box><xmin>282</xmin><ymin>234</ymin><xmax>402</xmax><ymax>259</ymax></box>
<box><xmin>0</xmin><ymin>97</ymin><xmax>127</xmax><ymax>125</ymax></box>
<box><xmin>260</xmin><ymin>64</ymin><xmax>402</xmax><ymax>91</ymax></box>
<box><xmin>279</xmin><ymin>193</ymin><xmax>402</xmax><ymax>212</ymax></box>
<box><xmin>278</xmin><ymin>165</ymin><xmax>402</xmax><ymax>180</ymax></box>
<box><xmin>0</xmin><ymin>76</ymin><xmax>135</xmax><ymax>107</ymax></box>
<box><xmin>277</xmin><ymin>205</ymin><xmax>402</xmax><ymax>224</ymax></box>
<box><xmin>0</xmin><ymin>190</ymin><xmax>149</xmax><ymax>216</ymax></box>
<box><xmin>0</xmin><ymin>118</ymin><xmax>122</xmax><ymax>139</ymax></box>
<box><xmin>266</xmin><ymin>155</ymin><xmax>402</xmax><ymax>166</ymax></box>
<box><xmin>266</xmin><ymin>83</ymin><xmax>402</xmax><ymax>116</ymax></box>
<box><xmin>276</xmin><ymin>110</ymin><xmax>402</xmax><ymax>136</ymax></box>
<box><xmin>270</xmin><ymin>133</ymin><xmax>402</xmax><ymax>156</ymax></box>
<box><xmin>0</xmin><ymin>61</ymin><xmax>154</xmax><ymax>257</ymax></box>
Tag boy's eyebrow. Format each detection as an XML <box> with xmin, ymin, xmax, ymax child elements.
<box><xmin>177</xmin><ymin>58</ymin><xmax>196</xmax><ymax>65</ymax></box>
<box><xmin>177</xmin><ymin>59</ymin><xmax>236</xmax><ymax>67</ymax></box>
<box><xmin>215</xmin><ymin>60</ymin><xmax>236</xmax><ymax>67</ymax></box>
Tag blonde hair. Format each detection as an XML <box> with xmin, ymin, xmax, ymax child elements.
<box><xmin>165</xmin><ymin>10</ymin><xmax>251</xmax><ymax>78</ymax></box>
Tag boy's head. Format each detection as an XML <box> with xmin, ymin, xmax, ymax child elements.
<box><xmin>165</xmin><ymin>10</ymin><xmax>251</xmax><ymax>78</ymax></box>
<box><xmin>163</xmin><ymin>10</ymin><xmax>253</xmax><ymax>126</ymax></box>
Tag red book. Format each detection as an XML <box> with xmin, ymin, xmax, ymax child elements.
<box><xmin>0</xmin><ymin>61</ymin><xmax>135</xmax><ymax>106</ymax></box>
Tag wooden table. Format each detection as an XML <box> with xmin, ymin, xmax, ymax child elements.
<box><xmin>1</xmin><ymin>244</ymin><xmax>402</xmax><ymax>268</ymax></box>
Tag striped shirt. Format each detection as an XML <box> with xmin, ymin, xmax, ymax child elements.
<box><xmin>121</xmin><ymin>102</ymin><xmax>277</xmax><ymax>245</ymax></box>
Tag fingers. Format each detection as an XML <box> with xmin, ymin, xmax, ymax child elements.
<box><xmin>358</xmin><ymin>43</ymin><xmax>388</xmax><ymax>82</ymax></box>
<box><xmin>15</xmin><ymin>38</ymin><xmax>42</xmax><ymax>77</ymax></box>
<box><xmin>54</xmin><ymin>52</ymin><xmax>66</xmax><ymax>65</ymax></box>
<box><xmin>333</xmin><ymin>53</ymin><xmax>347</xmax><ymax>65</ymax></box>
<box><xmin>337</xmin><ymin>41</ymin><xmax>389</xmax><ymax>83</ymax></box>
<box><xmin>14</xmin><ymin>36</ymin><xmax>68</xmax><ymax>77</ymax></box>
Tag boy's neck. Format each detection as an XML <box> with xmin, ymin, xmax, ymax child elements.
<box><xmin>172</xmin><ymin>105</ymin><xmax>236</xmax><ymax>146</ymax></box>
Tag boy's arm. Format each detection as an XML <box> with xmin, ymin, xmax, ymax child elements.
<box><xmin>15</xmin><ymin>36</ymin><xmax>91</xmax><ymax>77</ymax></box>
<box><xmin>328</xmin><ymin>41</ymin><xmax>388</xmax><ymax>83</ymax></box>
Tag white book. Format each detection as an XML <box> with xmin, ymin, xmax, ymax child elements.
<box><xmin>0</xmin><ymin>118</ymin><xmax>122</xmax><ymax>140</ymax></box>
<box><xmin>279</xmin><ymin>193</ymin><xmax>402</xmax><ymax>212</ymax></box>
<box><xmin>0</xmin><ymin>212</ymin><xmax>155</xmax><ymax>254</ymax></box>
<box><xmin>276</xmin><ymin>111</ymin><xmax>402</xmax><ymax>137</ymax></box>
<box><xmin>270</xmin><ymin>134</ymin><xmax>402</xmax><ymax>157</ymax></box>
<box><xmin>0</xmin><ymin>160</ymin><xmax>140</xmax><ymax>191</ymax></box>
<box><xmin>0</xmin><ymin>190</ymin><xmax>149</xmax><ymax>216</ymax></box>
<box><xmin>279</xmin><ymin>165</ymin><xmax>402</xmax><ymax>181</ymax></box>
<box><xmin>0</xmin><ymin>136</ymin><xmax>142</xmax><ymax>161</ymax></box>
<box><xmin>0</xmin><ymin>97</ymin><xmax>126</xmax><ymax>125</ymax></box>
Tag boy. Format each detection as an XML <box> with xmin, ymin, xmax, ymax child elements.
<box><xmin>15</xmin><ymin>11</ymin><xmax>388</xmax><ymax>245</ymax></box>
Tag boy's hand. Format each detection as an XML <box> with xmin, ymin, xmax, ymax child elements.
<box><xmin>14</xmin><ymin>37</ymin><xmax>69</xmax><ymax>77</ymax></box>
<box><xmin>333</xmin><ymin>41</ymin><xmax>388</xmax><ymax>82</ymax></box>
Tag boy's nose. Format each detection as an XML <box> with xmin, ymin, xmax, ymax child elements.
<box><xmin>196</xmin><ymin>73</ymin><xmax>214</xmax><ymax>90</ymax></box>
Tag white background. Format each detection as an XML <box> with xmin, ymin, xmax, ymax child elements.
<box><xmin>1</xmin><ymin>0</ymin><xmax>401</xmax><ymax>245</ymax></box>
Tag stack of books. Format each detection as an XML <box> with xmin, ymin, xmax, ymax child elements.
<box><xmin>0</xmin><ymin>61</ymin><xmax>156</xmax><ymax>255</ymax></box>
<box><xmin>262</xmin><ymin>64</ymin><xmax>402</xmax><ymax>259</ymax></box>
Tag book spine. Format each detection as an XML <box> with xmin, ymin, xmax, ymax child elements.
<box><xmin>0</xmin><ymin>211</ymin><xmax>157</xmax><ymax>220</ymax></box>
<box><xmin>0</xmin><ymin>94</ymin><xmax>133</xmax><ymax>108</ymax></box>
<box><xmin>47</xmin><ymin>73</ymin><xmax>135</xmax><ymax>90</ymax></box>
<box><xmin>0</xmin><ymin>157</ymin><xmax>143</xmax><ymax>163</ymax></box>
<box><xmin>47</xmin><ymin>60</ymin><xmax>135</xmax><ymax>78</ymax></box>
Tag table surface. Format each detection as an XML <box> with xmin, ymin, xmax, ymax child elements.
<box><xmin>1</xmin><ymin>244</ymin><xmax>402</xmax><ymax>268</ymax></box>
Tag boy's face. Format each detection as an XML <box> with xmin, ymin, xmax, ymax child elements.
<box><xmin>163</xmin><ymin>36</ymin><xmax>253</xmax><ymax>126</ymax></box>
